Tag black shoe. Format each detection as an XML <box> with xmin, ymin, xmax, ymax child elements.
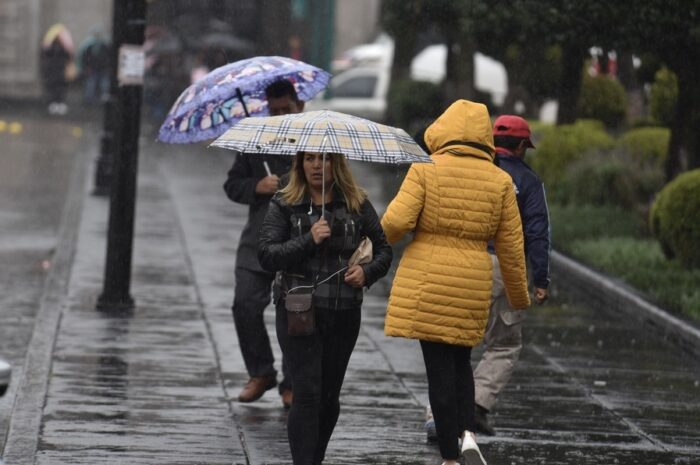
<box><xmin>474</xmin><ymin>405</ymin><xmax>495</xmax><ymax>436</ymax></box>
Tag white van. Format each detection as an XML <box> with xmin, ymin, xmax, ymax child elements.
<box><xmin>306</xmin><ymin>38</ymin><xmax>508</xmax><ymax>122</ymax></box>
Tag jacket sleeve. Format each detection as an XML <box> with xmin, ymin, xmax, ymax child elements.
<box><xmin>223</xmin><ymin>153</ymin><xmax>261</xmax><ymax>205</ymax></box>
<box><xmin>521</xmin><ymin>180</ymin><xmax>551</xmax><ymax>289</ymax></box>
<box><xmin>380</xmin><ymin>164</ymin><xmax>426</xmax><ymax>244</ymax></box>
<box><xmin>358</xmin><ymin>200</ymin><xmax>393</xmax><ymax>288</ymax></box>
<box><xmin>257</xmin><ymin>198</ymin><xmax>317</xmax><ymax>272</ymax></box>
<box><xmin>494</xmin><ymin>181</ymin><xmax>531</xmax><ymax>309</ymax></box>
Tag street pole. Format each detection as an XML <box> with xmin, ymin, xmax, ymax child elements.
<box><xmin>92</xmin><ymin>1</ymin><xmax>122</xmax><ymax>197</ymax></box>
<box><xmin>96</xmin><ymin>0</ymin><xmax>147</xmax><ymax>312</ymax></box>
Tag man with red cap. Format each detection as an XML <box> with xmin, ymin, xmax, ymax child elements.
<box><xmin>473</xmin><ymin>114</ymin><xmax>550</xmax><ymax>435</ymax></box>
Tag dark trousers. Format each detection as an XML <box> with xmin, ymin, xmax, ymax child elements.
<box><xmin>232</xmin><ymin>267</ymin><xmax>291</xmax><ymax>391</ymax></box>
<box><xmin>276</xmin><ymin>303</ymin><xmax>361</xmax><ymax>465</ymax></box>
<box><xmin>420</xmin><ymin>340</ymin><xmax>475</xmax><ymax>460</ymax></box>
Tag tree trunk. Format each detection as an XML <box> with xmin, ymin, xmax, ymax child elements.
<box><xmin>665</xmin><ymin>61</ymin><xmax>700</xmax><ymax>180</ymax></box>
<box><xmin>556</xmin><ymin>45</ymin><xmax>586</xmax><ymax>125</ymax></box>
<box><xmin>443</xmin><ymin>26</ymin><xmax>475</xmax><ymax>108</ymax></box>
<box><xmin>617</xmin><ymin>50</ymin><xmax>645</xmax><ymax>124</ymax></box>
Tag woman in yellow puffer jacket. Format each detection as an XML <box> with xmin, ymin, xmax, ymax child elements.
<box><xmin>381</xmin><ymin>100</ymin><xmax>530</xmax><ymax>465</ymax></box>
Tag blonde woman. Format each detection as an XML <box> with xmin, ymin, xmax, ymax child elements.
<box><xmin>258</xmin><ymin>151</ymin><xmax>392</xmax><ymax>465</ymax></box>
<box><xmin>381</xmin><ymin>100</ymin><xmax>530</xmax><ymax>465</ymax></box>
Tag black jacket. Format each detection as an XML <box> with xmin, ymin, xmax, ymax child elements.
<box><xmin>495</xmin><ymin>149</ymin><xmax>551</xmax><ymax>289</ymax></box>
<box><xmin>258</xmin><ymin>191</ymin><xmax>393</xmax><ymax>311</ymax></box>
<box><xmin>223</xmin><ymin>153</ymin><xmax>292</xmax><ymax>273</ymax></box>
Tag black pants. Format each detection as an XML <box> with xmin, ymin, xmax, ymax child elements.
<box><xmin>276</xmin><ymin>302</ymin><xmax>361</xmax><ymax>465</ymax></box>
<box><xmin>232</xmin><ymin>267</ymin><xmax>291</xmax><ymax>391</ymax></box>
<box><xmin>420</xmin><ymin>340</ymin><xmax>475</xmax><ymax>460</ymax></box>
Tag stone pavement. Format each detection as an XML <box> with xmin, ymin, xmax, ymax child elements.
<box><xmin>3</xmin><ymin>136</ymin><xmax>700</xmax><ymax>465</ymax></box>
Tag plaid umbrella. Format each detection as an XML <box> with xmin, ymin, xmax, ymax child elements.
<box><xmin>210</xmin><ymin>110</ymin><xmax>431</xmax><ymax>165</ymax></box>
<box><xmin>158</xmin><ymin>56</ymin><xmax>330</xmax><ymax>144</ymax></box>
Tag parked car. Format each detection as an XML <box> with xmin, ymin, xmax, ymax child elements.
<box><xmin>306</xmin><ymin>65</ymin><xmax>390</xmax><ymax>121</ymax></box>
<box><xmin>306</xmin><ymin>37</ymin><xmax>508</xmax><ymax>123</ymax></box>
<box><xmin>0</xmin><ymin>358</ymin><xmax>10</xmax><ymax>397</ymax></box>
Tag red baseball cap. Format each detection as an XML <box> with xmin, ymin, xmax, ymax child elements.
<box><xmin>493</xmin><ymin>115</ymin><xmax>535</xmax><ymax>148</ymax></box>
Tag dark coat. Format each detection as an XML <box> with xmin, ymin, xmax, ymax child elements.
<box><xmin>495</xmin><ymin>149</ymin><xmax>551</xmax><ymax>289</ymax></box>
<box><xmin>258</xmin><ymin>190</ymin><xmax>392</xmax><ymax>311</ymax></box>
<box><xmin>223</xmin><ymin>153</ymin><xmax>292</xmax><ymax>274</ymax></box>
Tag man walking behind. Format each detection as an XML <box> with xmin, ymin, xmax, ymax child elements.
<box><xmin>223</xmin><ymin>80</ymin><xmax>304</xmax><ymax>408</ymax></box>
<box><xmin>473</xmin><ymin>115</ymin><xmax>550</xmax><ymax>435</ymax></box>
<box><xmin>425</xmin><ymin>114</ymin><xmax>551</xmax><ymax>440</ymax></box>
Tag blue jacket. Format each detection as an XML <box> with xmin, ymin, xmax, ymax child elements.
<box><xmin>495</xmin><ymin>149</ymin><xmax>550</xmax><ymax>289</ymax></box>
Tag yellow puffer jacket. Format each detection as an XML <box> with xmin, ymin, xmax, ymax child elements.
<box><xmin>382</xmin><ymin>100</ymin><xmax>530</xmax><ymax>347</ymax></box>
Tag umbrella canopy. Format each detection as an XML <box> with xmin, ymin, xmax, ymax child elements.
<box><xmin>210</xmin><ymin>110</ymin><xmax>431</xmax><ymax>165</ymax></box>
<box><xmin>42</xmin><ymin>24</ymin><xmax>75</xmax><ymax>55</ymax></box>
<box><xmin>158</xmin><ymin>56</ymin><xmax>331</xmax><ymax>144</ymax></box>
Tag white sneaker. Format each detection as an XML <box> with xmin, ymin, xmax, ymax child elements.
<box><xmin>0</xmin><ymin>358</ymin><xmax>11</xmax><ymax>397</ymax></box>
<box><xmin>425</xmin><ymin>405</ymin><xmax>437</xmax><ymax>442</ymax></box>
<box><xmin>461</xmin><ymin>431</ymin><xmax>487</xmax><ymax>465</ymax></box>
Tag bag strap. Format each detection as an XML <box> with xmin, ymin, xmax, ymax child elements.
<box><xmin>287</xmin><ymin>203</ymin><xmax>347</xmax><ymax>295</ymax></box>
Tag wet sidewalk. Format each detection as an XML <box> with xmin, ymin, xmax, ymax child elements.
<box><xmin>3</xmin><ymin>139</ymin><xmax>700</xmax><ymax>464</ymax></box>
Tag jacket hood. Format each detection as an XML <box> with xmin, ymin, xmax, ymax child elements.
<box><xmin>424</xmin><ymin>100</ymin><xmax>495</xmax><ymax>162</ymax></box>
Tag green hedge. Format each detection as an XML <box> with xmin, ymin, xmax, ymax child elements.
<box><xmin>650</xmin><ymin>67</ymin><xmax>678</xmax><ymax>127</ymax></box>
<box><xmin>616</xmin><ymin>127</ymin><xmax>670</xmax><ymax>168</ymax></box>
<box><xmin>576</xmin><ymin>74</ymin><xmax>627</xmax><ymax>129</ymax></box>
<box><xmin>650</xmin><ymin>169</ymin><xmax>700</xmax><ymax>268</ymax></box>
<box><xmin>529</xmin><ymin>120</ymin><xmax>614</xmax><ymax>201</ymax></box>
<box><xmin>549</xmin><ymin>204</ymin><xmax>647</xmax><ymax>252</ymax></box>
<box><xmin>560</xmin><ymin>149</ymin><xmax>665</xmax><ymax>209</ymax></box>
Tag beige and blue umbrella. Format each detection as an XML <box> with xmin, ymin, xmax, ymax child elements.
<box><xmin>210</xmin><ymin>110</ymin><xmax>431</xmax><ymax>164</ymax></box>
<box><xmin>210</xmin><ymin>110</ymin><xmax>431</xmax><ymax>216</ymax></box>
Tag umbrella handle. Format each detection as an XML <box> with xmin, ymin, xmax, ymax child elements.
<box><xmin>235</xmin><ymin>87</ymin><xmax>250</xmax><ymax>117</ymax></box>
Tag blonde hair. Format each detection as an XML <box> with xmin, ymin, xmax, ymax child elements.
<box><xmin>279</xmin><ymin>152</ymin><xmax>367</xmax><ymax>213</ymax></box>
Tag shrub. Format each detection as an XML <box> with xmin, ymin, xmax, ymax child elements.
<box><xmin>560</xmin><ymin>147</ymin><xmax>665</xmax><ymax>209</ymax></box>
<box><xmin>616</xmin><ymin>127</ymin><xmax>670</xmax><ymax>169</ymax></box>
<box><xmin>649</xmin><ymin>66</ymin><xmax>678</xmax><ymax>127</ymax></box>
<box><xmin>549</xmin><ymin>203</ymin><xmax>647</xmax><ymax>253</ymax></box>
<box><xmin>529</xmin><ymin>120</ymin><xmax>614</xmax><ymax>200</ymax></box>
<box><xmin>388</xmin><ymin>79</ymin><xmax>444</xmax><ymax>133</ymax></box>
<box><xmin>576</xmin><ymin>74</ymin><xmax>627</xmax><ymax>129</ymax></box>
<box><xmin>650</xmin><ymin>169</ymin><xmax>700</xmax><ymax>268</ymax></box>
<box><xmin>569</xmin><ymin>237</ymin><xmax>700</xmax><ymax>319</ymax></box>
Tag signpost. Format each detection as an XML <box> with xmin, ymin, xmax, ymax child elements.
<box><xmin>97</xmin><ymin>0</ymin><xmax>147</xmax><ymax>312</ymax></box>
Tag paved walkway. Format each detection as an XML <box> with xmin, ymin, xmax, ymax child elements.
<box><xmin>3</xmin><ymin>137</ymin><xmax>700</xmax><ymax>464</ymax></box>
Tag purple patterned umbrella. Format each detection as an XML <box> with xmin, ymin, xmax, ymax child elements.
<box><xmin>158</xmin><ymin>56</ymin><xmax>331</xmax><ymax>144</ymax></box>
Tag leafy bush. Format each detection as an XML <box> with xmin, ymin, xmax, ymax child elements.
<box><xmin>650</xmin><ymin>169</ymin><xmax>700</xmax><ymax>268</ymax></box>
<box><xmin>388</xmin><ymin>79</ymin><xmax>444</xmax><ymax>133</ymax></box>
<box><xmin>576</xmin><ymin>74</ymin><xmax>627</xmax><ymax>129</ymax></box>
<box><xmin>649</xmin><ymin>66</ymin><xmax>678</xmax><ymax>127</ymax></box>
<box><xmin>529</xmin><ymin>120</ymin><xmax>614</xmax><ymax>200</ymax></box>
<box><xmin>616</xmin><ymin>127</ymin><xmax>670</xmax><ymax>169</ymax></box>
<box><xmin>569</xmin><ymin>237</ymin><xmax>700</xmax><ymax>319</ymax></box>
<box><xmin>560</xmin><ymin>149</ymin><xmax>665</xmax><ymax>209</ymax></box>
<box><xmin>549</xmin><ymin>203</ymin><xmax>647</xmax><ymax>253</ymax></box>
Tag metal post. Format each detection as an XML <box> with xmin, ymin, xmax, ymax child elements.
<box><xmin>92</xmin><ymin>1</ymin><xmax>122</xmax><ymax>197</ymax></box>
<box><xmin>96</xmin><ymin>0</ymin><xmax>147</xmax><ymax>312</ymax></box>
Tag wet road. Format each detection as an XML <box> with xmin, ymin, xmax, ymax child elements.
<box><xmin>1</xmin><ymin>108</ymin><xmax>699</xmax><ymax>464</ymax></box>
<box><xmin>0</xmin><ymin>109</ymin><xmax>94</xmax><ymax>451</ymax></box>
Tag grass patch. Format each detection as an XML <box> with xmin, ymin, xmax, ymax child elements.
<box><xmin>550</xmin><ymin>204</ymin><xmax>700</xmax><ymax>320</ymax></box>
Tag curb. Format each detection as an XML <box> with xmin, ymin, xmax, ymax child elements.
<box><xmin>551</xmin><ymin>250</ymin><xmax>700</xmax><ymax>358</ymax></box>
<box><xmin>1</xmin><ymin>142</ymin><xmax>89</xmax><ymax>463</ymax></box>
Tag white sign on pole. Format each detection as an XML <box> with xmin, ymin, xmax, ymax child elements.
<box><xmin>117</xmin><ymin>45</ymin><xmax>145</xmax><ymax>86</ymax></box>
